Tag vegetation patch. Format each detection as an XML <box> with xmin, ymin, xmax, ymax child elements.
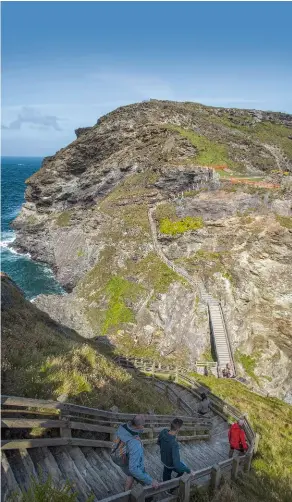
<box><xmin>16</xmin><ymin>476</ymin><xmax>94</xmax><ymax>502</ymax></box>
<box><xmin>155</xmin><ymin>202</ymin><xmax>177</xmax><ymax>223</ymax></box>
<box><xmin>177</xmin><ymin>250</ymin><xmax>234</xmax><ymax>285</ymax></box>
<box><xmin>276</xmin><ymin>214</ymin><xmax>292</xmax><ymax>229</ymax></box>
<box><xmin>235</xmin><ymin>350</ymin><xmax>261</xmax><ymax>384</ymax></box>
<box><xmin>128</xmin><ymin>252</ymin><xmax>187</xmax><ymax>293</ymax></box>
<box><xmin>200</xmin><ymin>347</ymin><xmax>215</xmax><ymax>362</ymax></box>
<box><xmin>166</xmin><ymin>125</ymin><xmax>237</xmax><ymax>168</ymax></box>
<box><xmin>188</xmin><ymin>373</ymin><xmax>292</xmax><ymax>491</ymax></box>
<box><xmin>102</xmin><ymin>276</ymin><xmax>142</xmax><ymax>335</ymax></box>
<box><xmin>56</xmin><ymin>211</ymin><xmax>71</xmax><ymax>227</ymax></box>
<box><xmin>77</xmin><ymin>249</ymin><xmax>85</xmax><ymax>257</ymax></box>
<box><xmin>183</xmin><ymin>188</ymin><xmax>207</xmax><ymax>197</ymax></box>
<box><xmin>160</xmin><ymin>216</ymin><xmax>204</xmax><ymax>235</ymax></box>
<box><xmin>100</xmin><ymin>171</ymin><xmax>159</xmax><ymax>209</ymax></box>
<box><xmin>1</xmin><ymin>276</ymin><xmax>173</xmax><ymax>414</ymax></box>
<box><xmin>195</xmin><ymin>250</ymin><xmax>223</xmax><ymax>261</ymax></box>
<box><xmin>26</xmin><ymin>215</ymin><xmax>38</xmax><ymax>225</ymax></box>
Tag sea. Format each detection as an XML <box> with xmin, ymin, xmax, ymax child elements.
<box><xmin>1</xmin><ymin>156</ymin><xmax>65</xmax><ymax>299</ymax></box>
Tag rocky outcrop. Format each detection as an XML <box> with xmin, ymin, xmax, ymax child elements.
<box><xmin>75</xmin><ymin>127</ymin><xmax>92</xmax><ymax>138</ymax></box>
<box><xmin>11</xmin><ymin>100</ymin><xmax>292</xmax><ymax>400</ymax></box>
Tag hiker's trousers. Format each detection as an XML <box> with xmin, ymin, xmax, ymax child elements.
<box><xmin>163</xmin><ymin>467</ymin><xmax>184</xmax><ymax>482</ymax></box>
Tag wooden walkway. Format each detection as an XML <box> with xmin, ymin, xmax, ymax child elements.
<box><xmin>1</xmin><ymin>381</ymin><xmax>227</xmax><ymax>502</ymax></box>
<box><xmin>1</xmin><ymin>370</ymin><xmax>258</xmax><ymax>502</ymax></box>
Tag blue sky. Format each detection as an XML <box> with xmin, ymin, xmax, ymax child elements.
<box><xmin>2</xmin><ymin>1</ymin><xmax>292</xmax><ymax>156</ymax></box>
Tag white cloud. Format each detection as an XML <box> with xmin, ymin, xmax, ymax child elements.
<box><xmin>2</xmin><ymin>106</ymin><xmax>63</xmax><ymax>131</ymax></box>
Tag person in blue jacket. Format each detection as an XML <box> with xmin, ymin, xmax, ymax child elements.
<box><xmin>157</xmin><ymin>418</ymin><xmax>193</xmax><ymax>481</ymax></box>
<box><xmin>113</xmin><ymin>415</ymin><xmax>159</xmax><ymax>491</ymax></box>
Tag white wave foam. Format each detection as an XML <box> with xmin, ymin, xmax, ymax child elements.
<box><xmin>17</xmin><ymin>163</ymin><xmax>25</xmax><ymax>166</ymax></box>
<box><xmin>0</xmin><ymin>237</ymin><xmax>31</xmax><ymax>258</ymax></box>
<box><xmin>8</xmin><ymin>247</ymin><xmax>31</xmax><ymax>258</ymax></box>
<box><xmin>0</xmin><ymin>235</ymin><xmax>16</xmax><ymax>248</ymax></box>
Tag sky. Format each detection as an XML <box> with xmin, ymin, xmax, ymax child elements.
<box><xmin>1</xmin><ymin>1</ymin><xmax>292</xmax><ymax>156</ymax></box>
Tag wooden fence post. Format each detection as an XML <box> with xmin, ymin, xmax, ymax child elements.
<box><xmin>244</xmin><ymin>452</ymin><xmax>253</xmax><ymax>473</ymax></box>
<box><xmin>210</xmin><ymin>464</ymin><xmax>221</xmax><ymax>493</ymax></box>
<box><xmin>59</xmin><ymin>411</ymin><xmax>71</xmax><ymax>438</ymax></box>
<box><xmin>147</xmin><ymin>427</ymin><xmax>154</xmax><ymax>440</ymax></box>
<box><xmin>253</xmin><ymin>433</ymin><xmax>260</xmax><ymax>455</ymax></box>
<box><xmin>152</xmin><ymin>362</ymin><xmax>155</xmax><ymax>379</ymax></box>
<box><xmin>130</xmin><ymin>484</ymin><xmax>145</xmax><ymax>502</ymax></box>
<box><xmin>178</xmin><ymin>472</ymin><xmax>191</xmax><ymax>502</ymax></box>
<box><xmin>231</xmin><ymin>456</ymin><xmax>240</xmax><ymax>480</ymax></box>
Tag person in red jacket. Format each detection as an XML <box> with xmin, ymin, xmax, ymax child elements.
<box><xmin>228</xmin><ymin>419</ymin><xmax>248</xmax><ymax>458</ymax></box>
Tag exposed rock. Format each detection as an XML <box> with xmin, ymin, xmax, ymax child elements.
<box><xmin>11</xmin><ymin>100</ymin><xmax>292</xmax><ymax>400</ymax></box>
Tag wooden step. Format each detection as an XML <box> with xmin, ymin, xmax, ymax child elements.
<box><xmin>51</xmin><ymin>446</ymin><xmax>94</xmax><ymax>502</ymax></box>
<box><xmin>1</xmin><ymin>451</ymin><xmax>21</xmax><ymax>501</ymax></box>
<box><xmin>69</xmin><ymin>446</ymin><xmax>109</xmax><ymax>499</ymax></box>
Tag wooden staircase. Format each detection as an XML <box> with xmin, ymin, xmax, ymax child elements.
<box><xmin>1</xmin><ymin>372</ymin><xmax>258</xmax><ymax>502</ymax></box>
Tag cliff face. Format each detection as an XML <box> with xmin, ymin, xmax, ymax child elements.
<box><xmin>11</xmin><ymin>100</ymin><xmax>292</xmax><ymax>400</ymax></box>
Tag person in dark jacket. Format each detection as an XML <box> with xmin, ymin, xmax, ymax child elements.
<box><xmin>228</xmin><ymin>419</ymin><xmax>248</xmax><ymax>458</ymax></box>
<box><xmin>197</xmin><ymin>392</ymin><xmax>210</xmax><ymax>416</ymax></box>
<box><xmin>157</xmin><ymin>418</ymin><xmax>193</xmax><ymax>481</ymax></box>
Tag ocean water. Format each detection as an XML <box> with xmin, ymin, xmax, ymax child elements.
<box><xmin>1</xmin><ymin>156</ymin><xmax>64</xmax><ymax>299</ymax></box>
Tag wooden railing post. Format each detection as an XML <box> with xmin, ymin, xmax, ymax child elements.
<box><xmin>130</xmin><ymin>484</ymin><xmax>145</xmax><ymax>502</ymax></box>
<box><xmin>231</xmin><ymin>456</ymin><xmax>240</xmax><ymax>480</ymax></box>
<box><xmin>59</xmin><ymin>411</ymin><xmax>71</xmax><ymax>438</ymax></box>
<box><xmin>210</xmin><ymin>464</ymin><xmax>221</xmax><ymax>493</ymax></box>
<box><xmin>244</xmin><ymin>452</ymin><xmax>253</xmax><ymax>473</ymax></box>
<box><xmin>147</xmin><ymin>427</ymin><xmax>154</xmax><ymax>440</ymax></box>
<box><xmin>175</xmin><ymin>366</ymin><xmax>179</xmax><ymax>383</ymax></box>
<box><xmin>178</xmin><ymin>472</ymin><xmax>191</xmax><ymax>502</ymax></box>
<box><xmin>253</xmin><ymin>433</ymin><xmax>260</xmax><ymax>455</ymax></box>
<box><xmin>151</xmin><ymin>362</ymin><xmax>155</xmax><ymax>379</ymax></box>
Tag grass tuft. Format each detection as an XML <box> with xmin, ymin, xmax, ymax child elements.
<box><xmin>56</xmin><ymin>211</ymin><xmax>71</xmax><ymax>227</ymax></box>
<box><xmin>160</xmin><ymin>216</ymin><xmax>204</xmax><ymax>235</ymax></box>
<box><xmin>275</xmin><ymin>214</ymin><xmax>292</xmax><ymax>229</ymax></box>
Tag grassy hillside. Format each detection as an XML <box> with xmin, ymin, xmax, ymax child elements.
<box><xmin>1</xmin><ymin>274</ymin><xmax>173</xmax><ymax>414</ymax></box>
<box><xmin>189</xmin><ymin>373</ymin><xmax>292</xmax><ymax>500</ymax></box>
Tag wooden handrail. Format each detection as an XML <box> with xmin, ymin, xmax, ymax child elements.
<box><xmin>2</xmin><ymin>359</ymin><xmax>258</xmax><ymax>502</ymax></box>
<box><xmin>118</xmin><ymin>357</ymin><xmax>256</xmax><ymax>446</ymax></box>
<box><xmin>1</xmin><ymin>390</ymin><xmax>212</xmax><ymax>451</ymax></box>
<box><xmin>1</xmin><ymin>395</ymin><xmax>202</xmax><ymax>424</ymax></box>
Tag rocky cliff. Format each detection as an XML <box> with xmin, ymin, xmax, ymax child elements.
<box><xmin>11</xmin><ymin>100</ymin><xmax>292</xmax><ymax>401</ymax></box>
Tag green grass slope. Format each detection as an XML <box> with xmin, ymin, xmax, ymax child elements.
<box><xmin>190</xmin><ymin>373</ymin><xmax>292</xmax><ymax>499</ymax></box>
<box><xmin>1</xmin><ymin>274</ymin><xmax>173</xmax><ymax>414</ymax></box>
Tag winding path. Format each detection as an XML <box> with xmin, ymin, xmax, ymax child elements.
<box><xmin>148</xmin><ymin>204</ymin><xmax>235</xmax><ymax>376</ymax></box>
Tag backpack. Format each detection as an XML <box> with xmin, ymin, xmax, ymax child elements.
<box><xmin>111</xmin><ymin>436</ymin><xmax>132</xmax><ymax>466</ymax></box>
<box><xmin>110</xmin><ymin>425</ymin><xmax>141</xmax><ymax>467</ymax></box>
